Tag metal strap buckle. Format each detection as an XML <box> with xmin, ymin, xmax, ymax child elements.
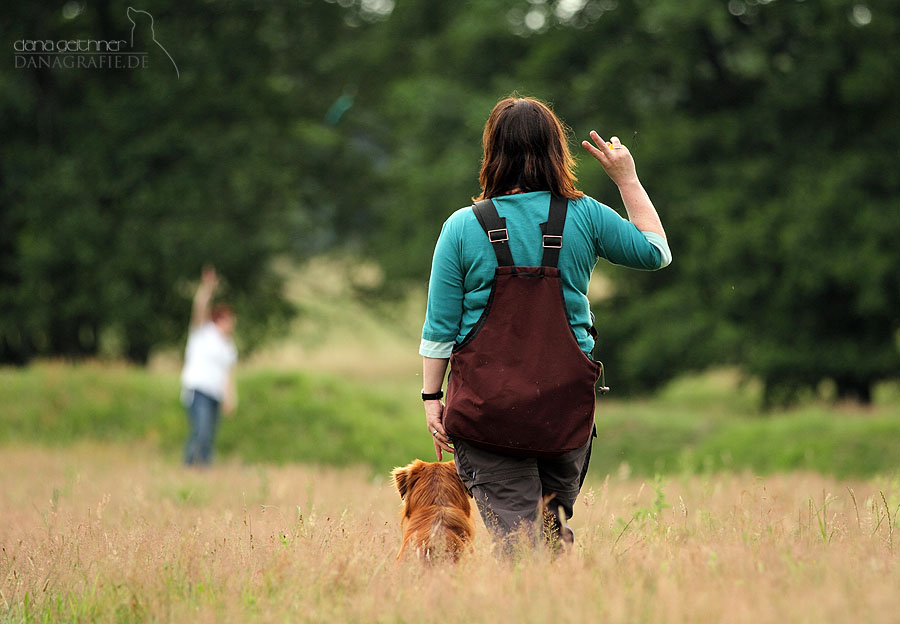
<box><xmin>488</xmin><ymin>228</ymin><xmax>509</xmax><ymax>243</ymax></box>
<box><xmin>542</xmin><ymin>235</ymin><xmax>562</xmax><ymax>249</ymax></box>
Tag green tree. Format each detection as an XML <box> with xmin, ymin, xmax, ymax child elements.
<box><xmin>3</xmin><ymin>0</ymin><xmax>898</xmax><ymax>404</ymax></box>
<box><xmin>581</xmin><ymin>0</ymin><xmax>900</xmax><ymax>403</ymax></box>
<box><xmin>1</xmin><ymin>0</ymin><xmax>380</xmax><ymax>362</ymax></box>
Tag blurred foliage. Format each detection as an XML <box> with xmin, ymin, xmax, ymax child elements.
<box><xmin>563</xmin><ymin>0</ymin><xmax>900</xmax><ymax>405</ymax></box>
<box><xmin>1</xmin><ymin>0</ymin><xmax>376</xmax><ymax>362</ymax></box>
<box><xmin>2</xmin><ymin>0</ymin><xmax>898</xmax><ymax>403</ymax></box>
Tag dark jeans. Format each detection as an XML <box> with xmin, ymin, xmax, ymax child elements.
<box><xmin>453</xmin><ymin>432</ymin><xmax>594</xmax><ymax>546</ymax></box>
<box><xmin>183</xmin><ymin>389</ymin><xmax>220</xmax><ymax>465</ymax></box>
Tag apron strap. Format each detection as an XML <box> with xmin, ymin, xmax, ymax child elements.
<box><xmin>472</xmin><ymin>199</ymin><xmax>514</xmax><ymax>267</ymax></box>
<box><xmin>539</xmin><ymin>195</ymin><xmax>568</xmax><ymax>268</ymax></box>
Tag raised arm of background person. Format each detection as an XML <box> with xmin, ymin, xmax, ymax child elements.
<box><xmin>423</xmin><ymin>356</ymin><xmax>453</xmax><ymax>460</ymax></box>
<box><xmin>190</xmin><ymin>265</ymin><xmax>218</xmax><ymax>329</ymax></box>
<box><xmin>582</xmin><ymin>131</ymin><xmax>667</xmax><ymax>241</ymax></box>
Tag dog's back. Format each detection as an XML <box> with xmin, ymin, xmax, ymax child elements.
<box><xmin>400</xmin><ymin>504</ymin><xmax>473</xmax><ymax>560</ymax></box>
<box><xmin>392</xmin><ymin>460</ymin><xmax>474</xmax><ymax>561</ymax></box>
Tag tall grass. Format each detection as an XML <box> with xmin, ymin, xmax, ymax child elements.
<box><xmin>2</xmin><ymin>445</ymin><xmax>899</xmax><ymax>623</ymax></box>
<box><xmin>4</xmin><ymin>258</ymin><xmax>899</xmax><ymax>621</ymax></box>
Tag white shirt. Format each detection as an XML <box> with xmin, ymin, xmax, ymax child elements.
<box><xmin>180</xmin><ymin>322</ymin><xmax>237</xmax><ymax>400</ymax></box>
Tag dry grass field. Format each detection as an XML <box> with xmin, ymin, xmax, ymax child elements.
<box><xmin>2</xmin><ymin>443</ymin><xmax>899</xmax><ymax>623</ymax></box>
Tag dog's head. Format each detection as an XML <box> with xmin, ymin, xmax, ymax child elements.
<box><xmin>391</xmin><ymin>459</ymin><xmax>471</xmax><ymax>516</ymax></box>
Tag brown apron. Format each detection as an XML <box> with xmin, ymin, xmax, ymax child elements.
<box><xmin>443</xmin><ymin>196</ymin><xmax>603</xmax><ymax>458</ymax></box>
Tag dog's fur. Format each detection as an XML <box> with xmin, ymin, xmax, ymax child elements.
<box><xmin>391</xmin><ymin>459</ymin><xmax>474</xmax><ymax>561</ymax></box>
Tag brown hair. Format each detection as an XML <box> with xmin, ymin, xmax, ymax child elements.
<box><xmin>477</xmin><ymin>96</ymin><xmax>584</xmax><ymax>200</ymax></box>
<box><xmin>211</xmin><ymin>303</ymin><xmax>233</xmax><ymax>323</ymax></box>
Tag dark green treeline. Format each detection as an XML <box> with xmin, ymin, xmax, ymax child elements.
<box><xmin>2</xmin><ymin>0</ymin><xmax>898</xmax><ymax>403</ymax></box>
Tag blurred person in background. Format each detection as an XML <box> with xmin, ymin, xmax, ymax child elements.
<box><xmin>181</xmin><ymin>265</ymin><xmax>237</xmax><ymax>466</ymax></box>
<box><xmin>421</xmin><ymin>96</ymin><xmax>671</xmax><ymax>548</ymax></box>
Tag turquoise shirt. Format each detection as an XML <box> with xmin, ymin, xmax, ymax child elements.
<box><xmin>421</xmin><ymin>191</ymin><xmax>671</xmax><ymax>357</ymax></box>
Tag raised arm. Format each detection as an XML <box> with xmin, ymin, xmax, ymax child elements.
<box><xmin>582</xmin><ymin>131</ymin><xmax>667</xmax><ymax>241</ymax></box>
<box><xmin>190</xmin><ymin>265</ymin><xmax>219</xmax><ymax>329</ymax></box>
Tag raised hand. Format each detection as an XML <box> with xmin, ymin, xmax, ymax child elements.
<box><xmin>581</xmin><ymin>131</ymin><xmax>639</xmax><ymax>188</ymax></box>
<box><xmin>201</xmin><ymin>265</ymin><xmax>219</xmax><ymax>291</ymax></box>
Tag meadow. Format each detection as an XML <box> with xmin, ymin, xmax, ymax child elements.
<box><xmin>3</xmin><ymin>260</ymin><xmax>900</xmax><ymax>622</ymax></box>
<box><xmin>2</xmin><ymin>444</ymin><xmax>899</xmax><ymax>623</ymax></box>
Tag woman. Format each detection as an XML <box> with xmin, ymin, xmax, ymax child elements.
<box><xmin>419</xmin><ymin>96</ymin><xmax>670</xmax><ymax>545</ymax></box>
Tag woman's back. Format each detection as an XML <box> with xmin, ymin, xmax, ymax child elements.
<box><xmin>422</xmin><ymin>190</ymin><xmax>669</xmax><ymax>355</ymax></box>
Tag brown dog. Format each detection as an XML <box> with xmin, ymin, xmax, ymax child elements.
<box><xmin>391</xmin><ymin>459</ymin><xmax>475</xmax><ymax>561</ymax></box>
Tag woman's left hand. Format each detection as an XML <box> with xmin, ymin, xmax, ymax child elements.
<box><xmin>425</xmin><ymin>400</ymin><xmax>454</xmax><ymax>460</ymax></box>
<box><xmin>582</xmin><ymin>132</ymin><xmax>638</xmax><ymax>188</ymax></box>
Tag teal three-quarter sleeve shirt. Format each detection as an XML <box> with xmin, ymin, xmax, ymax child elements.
<box><xmin>420</xmin><ymin>191</ymin><xmax>671</xmax><ymax>358</ymax></box>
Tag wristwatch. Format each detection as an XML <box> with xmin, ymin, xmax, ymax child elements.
<box><xmin>421</xmin><ymin>389</ymin><xmax>444</xmax><ymax>401</ymax></box>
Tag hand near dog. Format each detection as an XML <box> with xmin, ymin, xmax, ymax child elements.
<box><xmin>425</xmin><ymin>400</ymin><xmax>454</xmax><ymax>460</ymax></box>
<box><xmin>423</xmin><ymin>356</ymin><xmax>454</xmax><ymax>460</ymax></box>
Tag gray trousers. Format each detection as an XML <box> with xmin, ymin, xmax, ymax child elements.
<box><xmin>453</xmin><ymin>433</ymin><xmax>593</xmax><ymax>545</ymax></box>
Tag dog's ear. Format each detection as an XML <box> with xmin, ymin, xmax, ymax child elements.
<box><xmin>391</xmin><ymin>464</ymin><xmax>412</xmax><ymax>499</ymax></box>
